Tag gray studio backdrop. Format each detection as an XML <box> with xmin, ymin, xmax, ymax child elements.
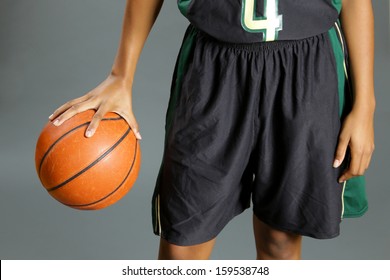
<box><xmin>0</xmin><ymin>0</ymin><xmax>389</xmax><ymax>260</ymax></box>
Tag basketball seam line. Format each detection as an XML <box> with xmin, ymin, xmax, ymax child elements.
<box><xmin>46</xmin><ymin>126</ymin><xmax>131</xmax><ymax>192</ymax></box>
<box><xmin>38</xmin><ymin>117</ymin><xmax>123</xmax><ymax>179</ymax></box>
<box><xmin>63</xmin><ymin>138</ymin><xmax>139</xmax><ymax>208</ymax></box>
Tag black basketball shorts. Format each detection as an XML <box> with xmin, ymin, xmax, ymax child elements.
<box><xmin>151</xmin><ymin>23</ymin><xmax>352</xmax><ymax>246</ymax></box>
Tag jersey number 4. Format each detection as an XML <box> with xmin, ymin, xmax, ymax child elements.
<box><xmin>241</xmin><ymin>0</ymin><xmax>283</xmax><ymax>41</ymax></box>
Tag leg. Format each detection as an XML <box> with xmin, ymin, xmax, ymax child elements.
<box><xmin>253</xmin><ymin>214</ymin><xmax>302</xmax><ymax>260</ymax></box>
<box><xmin>152</xmin><ymin>24</ymin><xmax>257</xmax><ymax>259</ymax></box>
<box><xmin>250</xmin><ymin>32</ymin><xmax>344</xmax><ymax>261</ymax></box>
<box><xmin>157</xmin><ymin>237</ymin><xmax>216</xmax><ymax>260</ymax></box>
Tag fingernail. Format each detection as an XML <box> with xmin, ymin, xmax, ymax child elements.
<box><xmin>339</xmin><ymin>178</ymin><xmax>345</xmax><ymax>183</ymax></box>
<box><xmin>49</xmin><ymin>114</ymin><xmax>53</xmax><ymax>119</ymax></box>
<box><xmin>333</xmin><ymin>159</ymin><xmax>340</xmax><ymax>168</ymax></box>
<box><xmin>136</xmin><ymin>132</ymin><xmax>142</xmax><ymax>140</ymax></box>
<box><xmin>53</xmin><ymin>119</ymin><xmax>60</xmax><ymax>126</ymax></box>
<box><xmin>86</xmin><ymin>130</ymin><xmax>92</xmax><ymax>137</ymax></box>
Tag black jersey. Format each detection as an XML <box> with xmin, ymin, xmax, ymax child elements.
<box><xmin>178</xmin><ymin>0</ymin><xmax>342</xmax><ymax>43</ymax></box>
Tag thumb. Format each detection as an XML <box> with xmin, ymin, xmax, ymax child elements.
<box><xmin>333</xmin><ymin>134</ymin><xmax>349</xmax><ymax>168</ymax></box>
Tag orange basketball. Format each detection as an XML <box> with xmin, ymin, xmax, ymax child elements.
<box><xmin>35</xmin><ymin>110</ymin><xmax>141</xmax><ymax>210</ymax></box>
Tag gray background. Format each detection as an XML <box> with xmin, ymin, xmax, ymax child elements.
<box><xmin>0</xmin><ymin>0</ymin><xmax>389</xmax><ymax>260</ymax></box>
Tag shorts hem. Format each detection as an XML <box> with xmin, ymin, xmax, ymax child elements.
<box><xmin>152</xmin><ymin>204</ymin><xmax>251</xmax><ymax>247</ymax></box>
<box><xmin>253</xmin><ymin>210</ymin><xmax>341</xmax><ymax>240</ymax></box>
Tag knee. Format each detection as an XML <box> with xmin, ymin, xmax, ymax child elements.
<box><xmin>158</xmin><ymin>239</ymin><xmax>190</xmax><ymax>260</ymax></box>
<box><xmin>257</xmin><ymin>230</ymin><xmax>302</xmax><ymax>260</ymax></box>
<box><xmin>158</xmin><ymin>237</ymin><xmax>215</xmax><ymax>260</ymax></box>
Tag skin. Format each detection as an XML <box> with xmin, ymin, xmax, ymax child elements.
<box><xmin>334</xmin><ymin>0</ymin><xmax>376</xmax><ymax>183</ymax></box>
<box><xmin>158</xmin><ymin>216</ymin><xmax>302</xmax><ymax>260</ymax></box>
<box><xmin>48</xmin><ymin>0</ymin><xmax>375</xmax><ymax>259</ymax></box>
<box><xmin>49</xmin><ymin>0</ymin><xmax>165</xmax><ymax>140</ymax></box>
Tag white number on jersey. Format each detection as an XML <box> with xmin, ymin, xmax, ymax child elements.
<box><xmin>241</xmin><ymin>0</ymin><xmax>283</xmax><ymax>41</ymax></box>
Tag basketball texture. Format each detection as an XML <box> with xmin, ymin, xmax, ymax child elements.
<box><xmin>35</xmin><ymin>110</ymin><xmax>141</xmax><ymax>210</ymax></box>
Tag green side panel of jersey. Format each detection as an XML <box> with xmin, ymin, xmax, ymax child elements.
<box><xmin>178</xmin><ymin>0</ymin><xmax>193</xmax><ymax>17</ymax></box>
<box><xmin>328</xmin><ymin>24</ymin><xmax>368</xmax><ymax>218</ymax></box>
<box><xmin>331</xmin><ymin>0</ymin><xmax>342</xmax><ymax>13</ymax></box>
<box><xmin>165</xmin><ymin>25</ymin><xmax>197</xmax><ymax>135</ymax></box>
<box><xmin>328</xmin><ymin>25</ymin><xmax>345</xmax><ymax>117</ymax></box>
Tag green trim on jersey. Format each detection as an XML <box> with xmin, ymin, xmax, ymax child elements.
<box><xmin>328</xmin><ymin>23</ymin><xmax>368</xmax><ymax>219</ymax></box>
<box><xmin>328</xmin><ymin>24</ymin><xmax>345</xmax><ymax>116</ymax></box>
<box><xmin>331</xmin><ymin>0</ymin><xmax>342</xmax><ymax>13</ymax></box>
<box><xmin>178</xmin><ymin>0</ymin><xmax>192</xmax><ymax>17</ymax></box>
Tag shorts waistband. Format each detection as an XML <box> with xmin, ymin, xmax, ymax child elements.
<box><xmin>192</xmin><ymin>24</ymin><xmax>327</xmax><ymax>51</ymax></box>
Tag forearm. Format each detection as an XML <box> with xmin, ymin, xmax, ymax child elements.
<box><xmin>110</xmin><ymin>0</ymin><xmax>164</xmax><ymax>89</ymax></box>
<box><xmin>340</xmin><ymin>0</ymin><xmax>376</xmax><ymax>113</ymax></box>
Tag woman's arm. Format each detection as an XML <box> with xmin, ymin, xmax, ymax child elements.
<box><xmin>333</xmin><ymin>0</ymin><xmax>376</xmax><ymax>182</ymax></box>
<box><xmin>49</xmin><ymin>0</ymin><xmax>165</xmax><ymax>139</ymax></box>
<box><xmin>111</xmin><ymin>0</ymin><xmax>164</xmax><ymax>87</ymax></box>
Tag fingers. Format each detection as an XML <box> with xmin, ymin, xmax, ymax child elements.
<box><xmin>364</xmin><ymin>150</ymin><xmax>374</xmax><ymax>170</ymax></box>
<box><xmin>333</xmin><ymin>134</ymin><xmax>349</xmax><ymax>168</ymax></box>
<box><xmin>48</xmin><ymin>98</ymin><xmax>143</xmax><ymax>140</ymax></box>
<box><xmin>338</xmin><ymin>144</ymin><xmax>374</xmax><ymax>183</ymax></box>
<box><xmin>47</xmin><ymin>75</ymin><xmax>144</xmax><ymax>140</ymax></box>
<box><xmin>49</xmin><ymin>95</ymin><xmax>90</xmax><ymax>122</ymax></box>
<box><xmin>85</xmin><ymin>108</ymin><xmax>143</xmax><ymax>139</ymax></box>
<box><xmin>338</xmin><ymin>150</ymin><xmax>363</xmax><ymax>183</ymax></box>
<box><xmin>51</xmin><ymin>99</ymin><xmax>96</xmax><ymax>127</ymax></box>
<box><xmin>112</xmin><ymin>109</ymin><xmax>142</xmax><ymax>140</ymax></box>
<box><xmin>333</xmin><ymin>130</ymin><xmax>375</xmax><ymax>183</ymax></box>
<box><xmin>85</xmin><ymin>105</ymin><xmax>107</xmax><ymax>137</ymax></box>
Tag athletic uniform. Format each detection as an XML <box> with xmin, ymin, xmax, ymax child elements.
<box><xmin>151</xmin><ymin>0</ymin><xmax>368</xmax><ymax>246</ymax></box>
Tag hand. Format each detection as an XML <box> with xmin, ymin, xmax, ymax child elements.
<box><xmin>333</xmin><ymin>105</ymin><xmax>375</xmax><ymax>183</ymax></box>
<box><xmin>48</xmin><ymin>74</ymin><xmax>142</xmax><ymax>140</ymax></box>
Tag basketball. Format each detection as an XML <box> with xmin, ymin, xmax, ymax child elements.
<box><xmin>35</xmin><ymin>110</ymin><xmax>141</xmax><ymax>210</ymax></box>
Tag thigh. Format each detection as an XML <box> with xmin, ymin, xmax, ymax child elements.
<box><xmin>253</xmin><ymin>214</ymin><xmax>302</xmax><ymax>260</ymax></box>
